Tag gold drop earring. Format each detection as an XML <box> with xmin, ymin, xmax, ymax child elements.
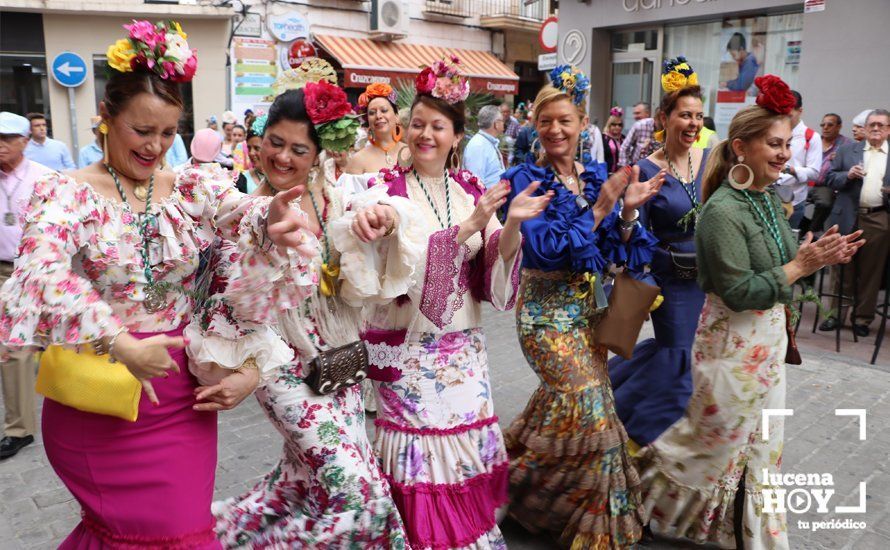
<box><xmin>99</xmin><ymin>122</ymin><xmax>109</xmax><ymax>164</ymax></box>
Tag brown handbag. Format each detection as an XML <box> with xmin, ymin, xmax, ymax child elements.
<box><xmin>305</xmin><ymin>341</ymin><xmax>369</xmax><ymax>395</ymax></box>
<box><xmin>784</xmin><ymin>305</ymin><xmax>802</xmax><ymax>365</ymax></box>
<box><xmin>593</xmin><ymin>271</ymin><xmax>662</xmax><ymax>360</ymax></box>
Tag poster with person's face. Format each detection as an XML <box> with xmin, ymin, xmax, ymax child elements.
<box><xmin>715</xmin><ymin>20</ymin><xmax>767</xmax><ymax>137</ymax></box>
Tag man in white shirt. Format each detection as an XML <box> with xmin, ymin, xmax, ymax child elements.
<box><xmin>774</xmin><ymin>90</ymin><xmax>822</xmax><ymax>229</ymax></box>
<box><xmin>821</xmin><ymin>109</ymin><xmax>890</xmax><ymax>336</ymax></box>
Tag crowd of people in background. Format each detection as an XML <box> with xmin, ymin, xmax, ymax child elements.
<box><xmin>0</xmin><ymin>17</ymin><xmax>887</xmax><ymax>550</ymax></box>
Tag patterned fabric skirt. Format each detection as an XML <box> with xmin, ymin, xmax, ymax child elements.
<box><xmin>635</xmin><ymin>294</ymin><xmax>789</xmax><ymax>550</ymax></box>
<box><xmin>506</xmin><ymin>270</ymin><xmax>643</xmax><ymax>549</ymax></box>
<box><xmin>213</xmin><ymin>368</ymin><xmax>407</xmax><ymax>549</ymax></box>
<box><xmin>372</xmin><ymin>328</ymin><xmax>509</xmax><ymax>550</ymax></box>
<box><xmin>43</xmin><ymin>326</ymin><xmax>221</xmax><ymax>549</ymax></box>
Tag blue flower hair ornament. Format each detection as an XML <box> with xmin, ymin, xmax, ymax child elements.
<box><xmin>548</xmin><ymin>64</ymin><xmax>591</xmax><ymax>106</ymax></box>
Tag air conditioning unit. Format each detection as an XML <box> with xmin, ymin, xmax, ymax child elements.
<box><xmin>370</xmin><ymin>0</ymin><xmax>409</xmax><ymax>40</ymax></box>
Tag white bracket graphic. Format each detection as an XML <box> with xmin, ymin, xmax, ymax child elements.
<box><xmin>836</xmin><ymin>482</ymin><xmax>867</xmax><ymax>513</ymax></box>
<box><xmin>835</xmin><ymin>409</ymin><xmax>867</xmax><ymax>440</ymax></box>
<box><xmin>762</xmin><ymin>409</ymin><xmax>794</xmax><ymax>441</ymax></box>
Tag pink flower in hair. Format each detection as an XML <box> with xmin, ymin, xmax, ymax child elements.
<box><xmin>126</xmin><ymin>20</ymin><xmax>163</xmax><ymax>50</ymax></box>
<box><xmin>178</xmin><ymin>53</ymin><xmax>198</xmax><ymax>82</ymax></box>
<box><xmin>416</xmin><ymin>56</ymin><xmax>469</xmax><ymax>104</ymax></box>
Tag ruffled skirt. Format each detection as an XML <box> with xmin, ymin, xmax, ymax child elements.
<box><xmin>213</xmin><ymin>371</ymin><xmax>407</xmax><ymax>549</ymax></box>
<box><xmin>372</xmin><ymin>328</ymin><xmax>508</xmax><ymax>550</ymax></box>
<box><xmin>506</xmin><ymin>270</ymin><xmax>643</xmax><ymax>549</ymax></box>
<box><xmin>635</xmin><ymin>294</ymin><xmax>789</xmax><ymax>549</ymax></box>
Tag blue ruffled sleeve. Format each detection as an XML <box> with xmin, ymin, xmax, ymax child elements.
<box><xmin>503</xmin><ymin>161</ymin><xmax>657</xmax><ymax>273</ymax></box>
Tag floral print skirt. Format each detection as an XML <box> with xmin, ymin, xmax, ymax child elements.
<box><xmin>372</xmin><ymin>328</ymin><xmax>509</xmax><ymax>550</ymax></box>
<box><xmin>212</xmin><ymin>367</ymin><xmax>407</xmax><ymax>549</ymax></box>
<box><xmin>506</xmin><ymin>270</ymin><xmax>643</xmax><ymax>549</ymax></box>
<box><xmin>635</xmin><ymin>294</ymin><xmax>789</xmax><ymax>550</ymax></box>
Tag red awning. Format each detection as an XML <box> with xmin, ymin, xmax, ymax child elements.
<box><xmin>315</xmin><ymin>34</ymin><xmax>519</xmax><ymax>95</ymax></box>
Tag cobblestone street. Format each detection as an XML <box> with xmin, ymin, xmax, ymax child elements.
<box><xmin>1</xmin><ymin>306</ymin><xmax>888</xmax><ymax>549</ymax></box>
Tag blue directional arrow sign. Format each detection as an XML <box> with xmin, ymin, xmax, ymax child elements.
<box><xmin>51</xmin><ymin>52</ymin><xmax>88</xmax><ymax>88</ymax></box>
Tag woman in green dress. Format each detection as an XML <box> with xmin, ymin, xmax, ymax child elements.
<box><xmin>634</xmin><ymin>75</ymin><xmax>863</xmax><ymax>549</ymax></box>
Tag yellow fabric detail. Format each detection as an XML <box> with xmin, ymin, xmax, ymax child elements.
<box><xmin>575</xmin><ymin>272</ymin><xmax>598</xmax><ymax>300</ymax></box>
<box><xmin>319</xmin><ymin>262</ymin><xmax>341</xmax><ymax>297</ymax></box>
<box><xmin>693</xmin><ymin>127</ymin><xmax>715</xmax><ymax>149</ymax></box>
<box><xmin>649</xmin><ymin>294</ymin><xmax>664</xmax><ymax>312</ymax></box>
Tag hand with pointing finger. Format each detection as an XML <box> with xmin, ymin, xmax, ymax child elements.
<box><xmin>266</xmin><ymin>186</ymin><xmax>316</xmax><ymax>256</ymax></box>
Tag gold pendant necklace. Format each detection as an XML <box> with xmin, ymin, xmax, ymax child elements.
<box><xmin>133</xmin><ymin>184</ymin><xmax>149</xmax><ymax>202</ymax></box>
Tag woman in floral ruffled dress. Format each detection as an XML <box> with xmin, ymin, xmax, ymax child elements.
<box><xmin>0</xmin><ymin>21</ymin><xmax>311</xmax><ymax>548</ymax></box>
<box><xmin>192</xmin><ymin>80</ymin><xmax>423</xmax><ymax>548</ymax></box>
<box><xmin>362</xmin><ymin>57</ymin><xmax>551</xmax><ymax>549</ymax></box>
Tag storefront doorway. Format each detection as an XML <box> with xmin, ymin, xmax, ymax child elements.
<box><xmin>609</xmin><ymin>28</ymin><xmax>661</xmax><ymax>128</ymax></box>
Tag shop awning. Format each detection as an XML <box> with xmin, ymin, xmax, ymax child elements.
<box><xmin>314</xmin><ymin>34</ymin><xmax>519</xmax><ymax>95</ymax></box>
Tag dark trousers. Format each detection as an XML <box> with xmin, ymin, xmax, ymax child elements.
<box><xmin>833</xmin><ymin>210</ymin><xmax>890</xmax><ymax>326</ymax></box>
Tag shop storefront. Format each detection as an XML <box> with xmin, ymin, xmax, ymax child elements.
<box><xmin>560</xmin><ymin>0</ymin><xmax>889</xmax><ymax>136</ymax></box>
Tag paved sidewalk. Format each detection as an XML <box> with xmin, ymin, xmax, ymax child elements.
<box><xmin>1</xmin><ymin>306</ymin><xmax>888</xmax><ymax>549</ymax></box>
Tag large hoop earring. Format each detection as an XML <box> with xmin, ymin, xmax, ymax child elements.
<box><xmin>448</xmin><ymin>146</ymin><xmax>460</xmax><ymax>172</ymax></box>
<box><xmin>391</xmin><ymin>125</ymin><xmax>403</xmax><ymax>143</ymax></box>
<box><xmin>728</xmin><ymin>156</ymin><xmax>754</xmax><ymax>190</ymax></box>
<box><xmin>397</xmin><ymin>145</ymin><xmax>412</xmax><ymax>169</ymax></box>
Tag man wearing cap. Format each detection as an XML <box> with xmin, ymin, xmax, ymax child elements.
<box><xmin>0</xmin><ymin>112</ymin><xmax>52</xmax><ymax>459</ymax></box>
<box><xmin>78</xmin><ymin>116</ymin><xmax>105</xmax><ymax>168</ymax></box>
<box><xmin>24</xmin><ymin>113</ymin><xmax>75</xmax><ymax>172</ymax></box>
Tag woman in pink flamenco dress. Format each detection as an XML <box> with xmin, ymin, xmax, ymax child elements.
<box><xmin>0</xmin><ymin>21</ymin><xmax>313</xmax><ymax>548</ymax></box>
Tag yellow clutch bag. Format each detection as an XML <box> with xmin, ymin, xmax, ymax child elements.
<box><xmin>36</xmin><ymin>345</ymin><xmax>142</xmax><ymax>422</ymax></box>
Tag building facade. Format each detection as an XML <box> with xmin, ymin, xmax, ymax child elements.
<box><xmin>559</xmin><ymin>0</ymin><xmax>890</xmax><ymax>136</ymax></box>
<box><xmin>229</xmin><ymin>0</ymin><xmax>554</xmax><ymax>117</ymax></box>
<box><xmin>1</xmin><ymin>0</ymin><xmax>231</xmax><ymax>162</ymax></box>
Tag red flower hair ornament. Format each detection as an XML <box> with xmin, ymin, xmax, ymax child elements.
<box><xmin>754</xmin><ymin>75</ymin><xmax>795</xmax><ymax>116</ymax></box>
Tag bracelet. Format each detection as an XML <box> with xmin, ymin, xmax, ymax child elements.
<box><xmin>235</xmin><ymin>357</ymin><xmax>259</xmax><ymax>374</ymax></box>
<box><xmin>618</xmin><ymin>209</ymin><xmax>639</xmax><ymax>231</ymax></box>
<box><xmin>94</xmin><ymin>327</ymin><xmax>128</xmax><ymax>361</ymax></box>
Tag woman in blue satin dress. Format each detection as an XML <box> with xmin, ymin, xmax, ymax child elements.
<box><xmin>608</xmin><ymin>77</ymin><xmax>710</xmax><ymax>450</ymax></box>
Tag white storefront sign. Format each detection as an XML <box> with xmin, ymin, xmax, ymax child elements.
<box><xmin>267</xmin><ymin>12</ymin><xmax>309</xmax><ymax>42</ymax></box>
<box><xmin>538</xmin><ymin>53</ymin><xmax>558</xmax><ymax>71</ymax></box>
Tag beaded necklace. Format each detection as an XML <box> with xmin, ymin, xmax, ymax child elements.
<box><xmin>665</xmin><ymin>149</ymin><xmax>698</xmax><ymax>206</ymax></box>
<box><xmin>105</xmin><ymin>164</ymin><xmax>167</xmax><ymax>312</ymax></box>
<box><xmin>413</xmin><ymin>168</ymin><xmax>452</xmax><ymax>229</ymax></box>
<box><xmin>741</xmin><ymin>189</ymin><xmax>789</xmax><ymax>264</ymax></box>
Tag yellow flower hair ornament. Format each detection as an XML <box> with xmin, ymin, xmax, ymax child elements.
<box><xmin>661</xmin><ymin>56</ymin><xmax>698</xmax><ymax>93</ymax></box>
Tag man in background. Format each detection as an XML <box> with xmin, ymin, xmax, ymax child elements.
<box><xmin>0</xmin><ymin>112</ymin><xmax>52</xmax><ymax>459</ymax></box>
<box><xmin>619</xmin><ymin>102</ymin><xmax>654</xmax><ymax>166</ymax></box>
<box><xmin>773</xmin><ymin>91</ymin><xmax>821</xmax><ymax>229</ymax></box>
<box><xmin>463</xmin><ymin>105</ymin><xmax>505</xmax><ymax>188</ymax></box>
<box><xmin>24</xmin><ymin>113</ymin><xmax>74</xmax><ymax>171</ymax></box>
